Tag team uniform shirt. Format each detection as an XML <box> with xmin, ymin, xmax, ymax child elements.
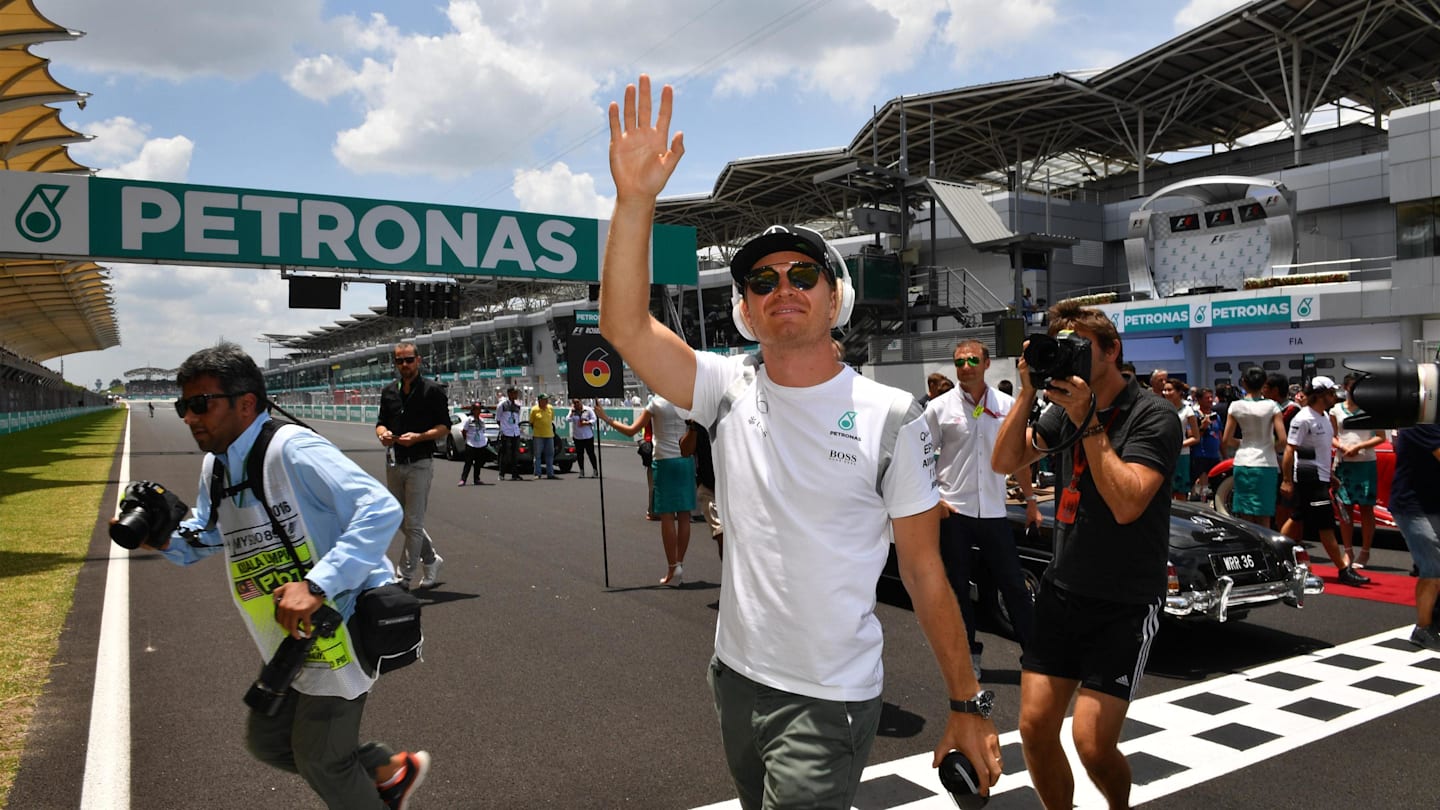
<box><xmin>568</xmin><ymin>406</ymin><xmax>597</xmax><ymax>440</ymax></box>
<box><xmin>1228</xmin><ymin>397</ymin><xmax>1281</xmax><ymax>468</ymax></box>
<box><xmin>646</xmin><ymin>395</ymin><xmax>689</xmax><ymax>460</ymax></box>
<box><xmin>460</xmin><ymin>414</ymin><xmax>488</xmax><ymax>449</ymax></box>
<box><xmin>924</xmin><ymin>384</ymin><xmax>1014</xmax><ymax>518</ymax></box>
<box><xmin>1287</xmin><ymin>407</ymin><xmax>1336</xmax><ymax>483</ymax></box>
<box><xmin>163</xmin><ymin>413</ymin><xmax>402</xmax><ymax>699</ymax></box>
<box><xmin>1330</xmin><ymin>402</ymin><xmax>1378</xmax><ymax>462</ymax></box>
<box><xmin>1033</xmin><ymin>378</ymin><xmax>1182</xmax><ymax>603</ymax></box>
<box><xmin>529</xmin><ymin>405</ymin><xmax>556</xmax><ymax>438</ymax></box>
<box><xmin>690</xmin><ymin>351</ymin><xmax>938</xmax><ymax>702</ymax></box>
<box><xmin>1176</xmin><ymin>403</ymin><xmax>1195</xmax><ymax>456</ymax></box>
<box><xmin>495</xmin><ymin>398</ymin><xmax>523</xmax><ymax>437</ymax></box>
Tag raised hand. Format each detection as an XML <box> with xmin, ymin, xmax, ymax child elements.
<box><xmin>608</xmin><ymin>74</ymin><xmax>685</xmax><ymax>202</ymax></box>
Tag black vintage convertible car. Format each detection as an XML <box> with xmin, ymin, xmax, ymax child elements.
<box><xmin>885</xmin><ymin>490</ymin><xmax>1324</xmax><ymax>636</ymax></box>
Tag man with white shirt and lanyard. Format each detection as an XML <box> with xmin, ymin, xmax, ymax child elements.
<box><xmin>495</xmin><ymin>387</ymin><xmax>525</xmax><ymax>481</ymax></box>
<box><xmin>925</xmin><ymin>339</ymin><xmax>1039</xmax><ymax>680</ymax></box>
<box><xmin>598</xmin><ymin>74</ymin><xmax>999</xmax><ymax>809</ymax></box>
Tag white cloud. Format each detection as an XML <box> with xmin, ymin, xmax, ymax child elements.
<box><xmin>511</xmin><ymin>162</ymin><xmax>612</xmax><ymax>219</ymax></box>
<box><xmin>39</xmin><ymin>0</ymin><xmax>332</xmax><ymax>80</ymax></box>
<box><xmin>938</xmin><ymin>0</ymin><xmax>1060</xmax><ymax>63</ymax></box>
<box><xmin>1174</xmin><ymin>0</ymin><xmax>1250</xmax><ymax>31</ymax></box>
<box><xmin>69</xmin><ymin>117</ymin><xmax>194</xmax><ymax>181</ymax></box>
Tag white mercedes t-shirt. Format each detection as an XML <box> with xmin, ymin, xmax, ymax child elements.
<box><xmin>1288</xmin><ymin>406</ymin><xmax>1335</xmax><ymax>483</ymax></box>
<box><xmin>689</xmin><ymin>351</ymin><xmax>939</xmax><ymax>702</ymax></box>
<box><xmin>924</xmin><ymin>384</ymin><xmax>1014</xmax><ymax>518</ymax></box>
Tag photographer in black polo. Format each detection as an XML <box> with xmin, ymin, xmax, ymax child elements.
<box><xmin>992</xmin><ymin>301</ymin><xmax>1181</xmax><ymax>810</ymax></box>
<box><xmin>375</xmin><ymin>341</ymin><xmax>451</xmax><ymax>589</ymax></box>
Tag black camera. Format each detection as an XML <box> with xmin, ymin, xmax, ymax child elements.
<box><xmin>243</xmin><ymin>604</ymin><xmax>344</xmax><ymax>716</ymax></box>
<box><xmin>1341</xmin><ymin>356</ymin><xmax>1440</xmax><ymax>429</ymax></box>
<box><xmin>1023</xmin><ymin>330</ymin><xmax>1092</xmax><ymax>390</ymax></box>
<box><xmin>110</xmin><ymin>481</ymin><xmax>190</xmax><ymax>550</ymax></box>
<box><xmin>938</xmin><ymin>750</ymin><xmax>988</xmax><ymax>809</ymax></box>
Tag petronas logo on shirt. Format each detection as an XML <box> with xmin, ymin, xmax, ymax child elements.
<box><xmin>837</xmin><ymin>411</ymin><xmax>857</xmax><ymax>431</ymax></box>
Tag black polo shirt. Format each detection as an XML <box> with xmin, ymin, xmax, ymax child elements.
<box><xmin>376</xmin><ymin>376</ymin><xmax>451</xmax><ymax>462</ymax></box>
<box><xmin>1034</xmin><ymin>376</ymin><xmax>1182</xmax><ymax>603</ymax></box>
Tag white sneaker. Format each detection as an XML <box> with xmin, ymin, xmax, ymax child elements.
<box><xmin>418</xmin><ymin>554</ymin><xmax>444</xmax><ymax>589</ymax></box>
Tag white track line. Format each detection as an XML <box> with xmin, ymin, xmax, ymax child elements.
<box><xmin>80</xmin><ymin>406</ymin><xmax>131</xmax><ymax>810</ymax></box>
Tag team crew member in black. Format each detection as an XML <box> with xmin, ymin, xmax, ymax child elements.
<box><xmin>992</xmin><ymin>301</ymin><xmax>1181</xmax><ymax>810</ymax></box>
<box><xmin>376</xmin><ymin>341</ymin><xmax>451</xmax><ymax>589</ymax></box>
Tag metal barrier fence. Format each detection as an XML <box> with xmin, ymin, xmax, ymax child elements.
<box><xmin>0</xmin><ymin>404</ymin><xmax>118</xmax><ymax>436</ymax></box>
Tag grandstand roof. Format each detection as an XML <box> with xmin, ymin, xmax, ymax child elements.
<box><xmin>0</xmin><ymin>0</ymin><xmax>110</xmax><ymax>363</ymax></box>
<box><xmin>657</xmin><ymin>0</ymin><xmax>1440</xmax><ymax>249</ymax></box>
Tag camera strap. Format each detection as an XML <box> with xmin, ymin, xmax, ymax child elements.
<box><xmin>200</xmin><ymin>418</ymin><xmax>310</xmax><ymax>574</ymax></box>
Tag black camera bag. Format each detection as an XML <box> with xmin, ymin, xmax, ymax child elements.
<box><xmin>226</xmin><ymin>417</ymin><xmax>423</xmax><ymax>677</ymax></box>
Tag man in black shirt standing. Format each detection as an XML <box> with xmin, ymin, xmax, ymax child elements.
<box><xmin>993</xmin><ymin>302</ymin><xmax>1181</xmax><ymax>810</ymax></box>
<box><xmin>376</xmin><ymin>341</ymin><xmax>451</xmax><ymax>589</ymax></box>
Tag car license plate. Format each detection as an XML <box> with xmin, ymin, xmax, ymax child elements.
<box><xmin>1211</xmin><ymin>552</ymin><xmax>1263</xmax><ymax>576</ymax></box>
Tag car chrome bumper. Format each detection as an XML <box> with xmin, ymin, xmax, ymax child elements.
<box><xmin>1164</xmin><ymin>566</ymin><xmax>1325</xmax><ymax>622</ymax></box>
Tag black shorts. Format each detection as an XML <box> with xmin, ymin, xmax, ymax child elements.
<box><xmin>1291</xmin><ymin>478</ymin><xmax>1336</xmax><ymax>540</ymax></box>
<box><xmin>1021</xmin><ymin>580</ymin><xmax>1162</xmax><ymax>701</ymax></box>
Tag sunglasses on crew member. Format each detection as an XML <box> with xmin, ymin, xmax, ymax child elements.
<box><xmin>743</xmin><ymin>261</ymin><xmax>826</xmax><ymax>296</ymax></box>
<box><xmin>173</xmin><ymin>392</ymin><xmax>238</xmax><ymax>418</ymax></box>
<box><xmin>394</xmin><ymin>355</ymin><xmax>419</xmax><ymax>365</ymax></box>
<box><xmin>953</xmin><ymin>356</ymin><xmax>982</xmax><ymax>368</ymax></box>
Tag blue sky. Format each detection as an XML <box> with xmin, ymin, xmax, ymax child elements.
<box><xmin>34</xmin><ymin>0</ymin><xmax>1249</xmax><ymax>389</ymax></box>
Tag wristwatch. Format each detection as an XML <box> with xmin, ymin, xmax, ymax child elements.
<box><xmin>950</xmin><ymin>689</ymin><xmax>995</xmax><ymax>719</ymax></box>
<box><xmin>305</xmin><ymin>579</ymin><xmax>327</xmax><ymax>599</ymax></box>
<box><xmin>1025</xmin><ymin>494</ymin><xmax>1040</xmax><ymax>503</ymax></box>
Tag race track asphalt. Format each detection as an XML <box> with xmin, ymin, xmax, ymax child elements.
<box><xmin>8</xmin><ymin>408</ymin><xmax>1437</xmax><ymax>809</ymax></box>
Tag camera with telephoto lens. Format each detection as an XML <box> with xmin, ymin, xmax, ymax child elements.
<box><xmin>1023</xmin><ymin>330</ymin><xmax>1092</xmax><ymax>390</ymax></box>
<box><xmin>243</xmin><ymin>604</ymin><xmax>344</xmax><ymax>716</ymax></box>
<box><xmin>110</xmin><ymin>481</ymin><xmax>190</xmax><ymax>550</ymax></box>
<box><xmin>1341</xmin><ymin>356</ymin><xmax>1440</xmax><ymax>429</ymax></box>
<box><xmin>938</xmin><ymin>750</ymin><xmax>988</xmax><ymax>809</ymax></box>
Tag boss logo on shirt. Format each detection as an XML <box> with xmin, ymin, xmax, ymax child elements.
<box><xmin>828</xmin><ymin>449</ymin><xmax>858</xmax><ymax>466</ymax></box>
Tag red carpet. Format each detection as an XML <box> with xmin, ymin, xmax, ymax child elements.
<box><xmin>1311</xmin><ymin>564</ymin><xmax>1416</xmax><ymax>606</ymax></box>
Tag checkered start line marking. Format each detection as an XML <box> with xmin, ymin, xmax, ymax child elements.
<box><xmin>692</xmin><ymin>626</ymin><xmax>1440</xmax><ymax>810</ymax></box>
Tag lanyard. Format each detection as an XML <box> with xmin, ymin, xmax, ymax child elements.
<box><xmin>1067</xmin><ymin>410</ymin><xmax>1120</xmax><ymax>490</ymax></box>
<box><xmin>962</xmin><ymin>388</ymin><xmax>1002</xmax><ymax>420</ymax></box>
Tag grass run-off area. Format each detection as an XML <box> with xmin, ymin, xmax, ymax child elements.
<box><xmin>0</xmin><ymin>409</ymin><xmax>125</xmax><ymax>808</ymax></box>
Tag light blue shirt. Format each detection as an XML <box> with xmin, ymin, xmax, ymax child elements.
<box><xmin>162</xmin><ymin>411</ymin><xmax>401</xmax><ymax>620</ymax></box>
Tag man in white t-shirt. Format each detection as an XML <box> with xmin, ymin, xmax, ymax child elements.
<box><xmin>495</xmin><ymin>387</ymin><xmax>524</xmax><ymax>481</ymax></box>
<box><xmin>1280</xmin><ymin>376</ymin><xmax>1370</xmax><ymax>586</ymax></box>
<box><xmin>597</xmin><ymin>75</ymin><xmax>1000</xmax><ymax>809</ymax></box>
<box><xmin>925</xmin><ymin>339</ymin><xmax>1040</xmax><ymax>680</ymax></box>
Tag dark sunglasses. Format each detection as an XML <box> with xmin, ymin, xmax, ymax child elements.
<box><xmin>394</xmin><ymin>355</ymin><xmax>419</xmax><ymax>365</ymax></box>
<box><xmin>953</xmin><ymin>356</ymin><xmax>982</xmax><ymax>367</ymax></box>
<box><xmin>174</xmin><ymin>392</ymin><xmax>238</xmax><ymax>418</ymax></box>
<box><xmin>743</xmin><ymin>261</ymin><xmax>826</xmax><ymax>296</ymax></box>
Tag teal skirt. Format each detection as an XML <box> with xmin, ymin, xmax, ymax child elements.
<box><xmin>1233</xmin><ymin>466</ymin><xmax>1279</xmax><ymax>517</ymax></box>
<box><xmin>652</xmin><ymin>457</ymin><xmax>697</xmax><ymax>514</ymax></box>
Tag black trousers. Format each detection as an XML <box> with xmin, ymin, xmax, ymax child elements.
<box><xmin>459</xmin><ymin>445</ymin><xmax>493</xmax><ymax>483</ymax></box>
<box><xmin>574</xmin><ymin>437</ymin><xmax>597</xmax><ymax>473</ymax></box>
<box><xmin>497</xmin><ymin>434</ymin><xmax>521</xmax><ymax>477</ymax></box>
<box><xmin>939</xmin><ymin>513</ymin><xmax>1036</xmax><ymax>653</ymax></box>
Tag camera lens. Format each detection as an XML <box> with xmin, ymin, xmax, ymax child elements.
<box><xmin>110</xmin><ymin>509</ymin><xmax>153</xmax><ymax>550</ymax></box>
<box><xmin>1023</xmin><ymin>335</ymin><xmax>1059</xmax><ymax>373</ymax></box>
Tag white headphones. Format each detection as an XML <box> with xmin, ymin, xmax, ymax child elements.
<box><xmin>731</xmin><ymin>225</ymin><xmax>855</xmax><ymax>342</ymax></box>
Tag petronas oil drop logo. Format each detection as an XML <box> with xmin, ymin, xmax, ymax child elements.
<box><xmin>15</xmin><ymin>184</ymin><xmax>68</xmax><ymax>242</ymax></box>
<box><xmin>837</xmin><ymin>411</ymin><xmax>857</xmax><ymax>431</ymax></box>
<box><xmin>1296</xmin><ymin>297</ymin><xmax>1314</xmax><ymax>318</ymax></box>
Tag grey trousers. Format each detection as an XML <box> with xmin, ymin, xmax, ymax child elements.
<box><xmin>385</xmin><ymin>457</ymin><xmax>437</xmax><ymax>577</ymax></box>
<box><xmin>245</xmin><ymin>690</ymin><xmax>394</xmax><ymax>810</ymax></box>
<box><xmin>708</xmin><ymin>656</ymin><xmax>883</xmax><ymax>810</ymax></box>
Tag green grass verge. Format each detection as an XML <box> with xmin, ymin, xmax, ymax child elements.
<box><xmin>0</xmin><ymin>409</ymin><xmax>126</xmax><ymax>808</ymax></box>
